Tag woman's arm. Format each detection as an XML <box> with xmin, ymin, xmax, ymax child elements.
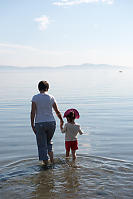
<box><xmin>30</xmin><ymin>101</ymin><xmax>37</xmax><ymax>134</ymax></box>
<box><xmin>52</xmin><ymin>102</ymin><xmax>64</xmax><ymax>128</ymax></box>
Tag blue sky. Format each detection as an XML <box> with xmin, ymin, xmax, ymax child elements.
<box><xmin>0</xmin><ymin>0</ymin><xmax>133</xmax><ymax>67</ymax></box>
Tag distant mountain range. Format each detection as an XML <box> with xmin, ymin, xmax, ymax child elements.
<box><xmin>0</xmin><ymin>63</ymin><xmax>127</xmax><ymax>70</ymax></box>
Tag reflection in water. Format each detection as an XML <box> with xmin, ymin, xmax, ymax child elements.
<box><xmin>1</xmin><ymin>155</ymin><xmax>133</xmax><ymax>199</ymax></box>
<box><xmin>60</xmin><ymin>161</ymin><xmax>80</xmax><ymax>197</ymax></box>
<box><xmin>31</xmin><ymin>168</ymin><xmax>55</xmax><ymax>198</ymax></box>
<box><xmin>31</xmin><ymin>160</ymin><xmax>80</xmax><ymax>199</ymax></box>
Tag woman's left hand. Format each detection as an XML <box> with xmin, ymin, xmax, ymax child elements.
<box><xmin>32</xmin><ymin>125</ymin><xmax>36</xmax><ymax>134</ymax></box>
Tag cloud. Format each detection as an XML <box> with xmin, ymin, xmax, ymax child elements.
<box><xmin>0</xmin><ymin>43</ymin><xmax>71</xmax><ymax>55</ymax></box>
<box><xmin>53</xmin><ymin>0</ymin><xmax>98</xmax><ymax>6</ymax></box>
<box><xmin>0</xmin><ymin>43</ymin><xmax>38</xmax><ymax>51</ymax></box>
<box><xmin>53</xmin><ymin>0</ymin><xmax>114</xmax><ymax>6</ymax></box>
<box><xmin>102</xmin><ymin>0</ymin><xmax>114</xmax><ymax>4</ymax></box>
<box><xmin>0</xmin><ymin>42</ymin><xmax>72</xmax><ymax>67</ymax></box>
<box><xmin>34</xmin><ymin>15</ymin><xmax>50</xmax><ymax>31</ymax></box>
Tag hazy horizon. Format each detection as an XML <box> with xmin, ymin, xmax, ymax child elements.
<box><xmin>0</xmin><ymin>62</ymin><xmax>129</xmax><ymax>69</ymax></box>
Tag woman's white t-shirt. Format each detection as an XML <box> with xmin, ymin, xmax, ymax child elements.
<box><xmin>32</xmin><ymin>93</ymin><xmax>56</xmax><ymax>123</ymax></box>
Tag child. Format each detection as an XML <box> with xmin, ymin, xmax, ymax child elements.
<box><xmin>60</xmin><ymin>108</ymin><xmax>83</xmax><ymax>160</ymax></box>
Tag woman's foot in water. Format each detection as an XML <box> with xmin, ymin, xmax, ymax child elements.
<box><xmin>42</xmin><ymin>160</ymin><xmax>48</xmax><ymax>166</ymax></box>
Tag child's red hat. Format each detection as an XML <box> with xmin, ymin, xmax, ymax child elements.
<box><xmin>63</xmin><ymin>108</ymin><xmax>80</xmax><ymax>119</ymax></box>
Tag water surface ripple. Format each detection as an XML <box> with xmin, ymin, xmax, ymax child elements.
<box><xmin>0</xmin><ymin>155</ymin><xmax>133</xmax><ymax>199</ymax></box>
<box><xmin>1</xmin><ymin>68</ymin><xmax>133</xmax><ymax>198</ymax></box>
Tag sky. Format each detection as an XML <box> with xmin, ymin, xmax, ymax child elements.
<box><xmin>0</xmin><ymin>0</ymin><xmax>133</xmax><ymax>67</ymax></box>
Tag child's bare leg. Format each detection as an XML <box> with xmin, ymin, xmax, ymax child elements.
<box><xmin>48</xmin><ymin>151</ymin><xmax>54</xmax><ymax>164</ymax></box>
<box><xmin>72</xmin><ymin>150</ymin><xmax>76</xmax><ymax>160</ymax></box>
<box><xmin>66</xmin><ymin>150</ymin><xmax>70</xmax><ymax>158</ymax></box>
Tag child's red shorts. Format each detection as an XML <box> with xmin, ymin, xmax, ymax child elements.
<box><xmin>65</xmin><ymin>140</ymin><xmax>78</xmax><ymax>152</ymax></box>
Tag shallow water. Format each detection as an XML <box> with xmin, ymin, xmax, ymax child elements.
<box><xmin>1</xmin><ymin>155</ymin><xmax>133</xmax><ymax>199</ymax></box>
<box><xmin>0</xmin><ymin>67</ymin><xmax>133</xmax><ymax>198</ymax></box>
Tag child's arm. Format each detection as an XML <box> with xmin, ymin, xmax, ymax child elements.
<box><xmin>78</xmin><ymin>125</ymin><xmax>83</xmax><ymax>135</ymax></box>
<box><xmin>79</xmin><ymin>129</ymin><xmax>83</xmax><ymax>135</ymax></box>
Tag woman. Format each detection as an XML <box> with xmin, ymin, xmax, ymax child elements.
<box><xmin>30</xmin><ymin>80</ymin><xmax>63</xmax><ymax>165</ymax></box>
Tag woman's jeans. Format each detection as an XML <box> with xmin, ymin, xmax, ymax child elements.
<box><xmin>35</xmin><ymin>121</ymin><xmax>56</xmax><ymax>161</ymax></box>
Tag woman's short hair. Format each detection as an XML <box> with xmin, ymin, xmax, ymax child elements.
<box><xmin>38</xmin><ymin>81</ymin><xmax>49</xmax><ymax>91</ymax></box>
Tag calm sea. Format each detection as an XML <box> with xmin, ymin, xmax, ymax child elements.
<box><xmin>1</xmin><ymin>66</ymin><xmax>133</xmax><ymax>198</ymax></box>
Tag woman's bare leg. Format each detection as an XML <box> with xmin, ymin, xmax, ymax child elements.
<box><xmin>48</xmin><ymin>151</ymin><xmax>54</xmax><ymax>164</ymax></box>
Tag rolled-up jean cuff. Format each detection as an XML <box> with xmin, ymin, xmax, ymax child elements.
<box><xmin>48</xmin><ymin>143</ymin><xmax>53</xmax><ymax>152</ymax></box>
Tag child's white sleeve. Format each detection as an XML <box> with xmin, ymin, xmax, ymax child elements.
<box><xmin>61</xmin><ymin>124</ymin><xmax>67</xmax><ymax>133</ymax></box>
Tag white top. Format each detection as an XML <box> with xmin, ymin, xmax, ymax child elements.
<box><xmin>61</xmin><ymin>122</ymin><xmax>83</xmax><ymax>141</ymax></box>
<box><xmin>32</xmin><ymin>93</ymin><xmax>56</xmax><ymax>123</ymax></box>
